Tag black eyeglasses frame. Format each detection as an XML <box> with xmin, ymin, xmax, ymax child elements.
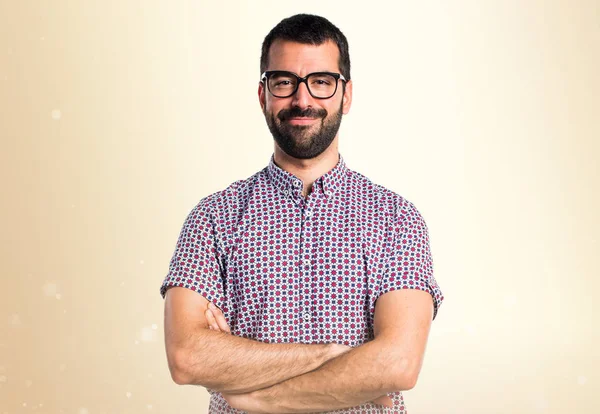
<box><xmin>260</xmin><ymin>70</ymin><xmax>347</xmax><ymax>99</ymax></box>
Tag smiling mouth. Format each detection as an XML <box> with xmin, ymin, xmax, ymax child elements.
<box><xmin>286</xmin><ymin>117</ymin><xmax>318</xmax><ymax>125</ymax></box>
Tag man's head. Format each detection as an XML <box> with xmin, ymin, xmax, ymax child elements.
<box><xmin>259</xmin><ymin>14</ymin><xmax>353</xmax><ymax>160</ymax></box>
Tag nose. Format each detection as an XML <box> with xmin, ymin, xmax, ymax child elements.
<box><xmin>291</xmin><ymin>80</ymin><xmax>312</xmax><ymax>108</ymax></box>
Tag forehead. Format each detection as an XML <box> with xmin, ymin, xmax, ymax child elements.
<box><xmin>267</xmin><ymin>39</ymin><xmax>340</xmax><ymax>74</ymax></box>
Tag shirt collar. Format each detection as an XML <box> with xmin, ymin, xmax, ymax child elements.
<box><xmin>267</xmin><ymin>153</ymin><xmax>348</xmax><ymax>199</ymax></box>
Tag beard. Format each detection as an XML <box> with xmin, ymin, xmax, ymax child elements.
<box><xmin>264</xmin><ymin>101</ymin><xmax>343</xmax><ymax>159</ymax></box>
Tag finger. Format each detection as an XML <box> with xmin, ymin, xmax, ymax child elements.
<box><xmin>205</xmin><ymin>309</ymin><xmax>220</xmax><ymax>331</ymax></box>
<box><xmin>208</xmin><ymin>303</ymin><xmax>231</xmax><ymax>333</ymax></box>
<box><xmin>371</xmin><ymin>395</ymin><xmax>394</xmax><ymax>408</ymax></box>
<box><xmin>204</xmin><ymin>309</ymin><xmax>217</xmax><ymax>330</ymax></box>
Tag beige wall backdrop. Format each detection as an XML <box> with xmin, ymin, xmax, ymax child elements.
<box><xmin>1</xmin><ymin>0</ymin><xmax>598</xmax><ymax>413</ymax></box>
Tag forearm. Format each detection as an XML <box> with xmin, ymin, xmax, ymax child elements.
<box><xmin>240</xmin><ymin>338</ymin><xmax>412</xmax><ymax>413</ymax></box>
<box><xmin>176</xmin><ymin>329</ymin><xmax>334</xmax><ymax>394</ymax></box>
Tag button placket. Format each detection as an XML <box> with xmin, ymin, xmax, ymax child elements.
<box><xmin>299</xmin><ymin>195</ymin><xmax>319</xmax><ymax>333</ymax></box>
<box><xmin>299</xmin><ymin>197</ymin><xmax>314</xmax><ymax>331</ymax></box>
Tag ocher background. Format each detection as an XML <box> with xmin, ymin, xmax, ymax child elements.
<box><xmin>1</xmin><ymin>0</ymin><xmax>598</xmax><ymax>413</ymax></box>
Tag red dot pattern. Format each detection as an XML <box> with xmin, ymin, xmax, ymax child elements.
<box><xmin>160</xmin><ymin>153</ymin><xmax>444</xmax><ymax>413</ymax></box>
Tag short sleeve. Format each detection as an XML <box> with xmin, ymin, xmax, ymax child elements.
<box><xmin>379</xmin><ymin>198</ymin><xmax>444</xmax><ymax>320</ymax></box>
<box><xmin>159</xmin><ymin>199</ymin><xmax>225</xmax><ymax>310</ymax></box>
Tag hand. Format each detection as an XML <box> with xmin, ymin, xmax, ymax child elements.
<box><xmin>205</xmin><ymin>302</ymin><xmax>231</xmax><ymax>334</ymax></box>
<box><xmin>371</xmin><ymin>394</ymin><xmax>394</xmax><ymax>408</ymax></box>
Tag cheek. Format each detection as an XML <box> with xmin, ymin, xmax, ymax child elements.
<box><xmin>266</xmin><ymin>101</ymin><xmax>284</xmax><ymax>117</ymax></box>
<box><xmin>326</xmin><ymin>99</ymin><xmax>343</xmax><ymax>115</ymax></box>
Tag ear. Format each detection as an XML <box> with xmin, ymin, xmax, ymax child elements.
<box><xmin>258</xmin><ymin>81</ymin><xmax>266</xmax><ymax>113</ymax></box>
<box><xmin>342</xmin><ymin>79</ymin><xmax>352</xmax><ymax>115</ymax></box>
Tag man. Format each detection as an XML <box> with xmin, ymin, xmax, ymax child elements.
<box><xmin>160</xmin><ymin>13</ymin><xmax>444</xmax><ymax>413</ymax></box>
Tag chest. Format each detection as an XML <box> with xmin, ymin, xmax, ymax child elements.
<box><xmin>220</xmin><ymin>194</ymin><xmax>388</xmax><ymax>345</ymax></box>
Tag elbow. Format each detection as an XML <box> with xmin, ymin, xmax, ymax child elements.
<box><xmin>169</xmin><ymin>348</ymin><xmax>220</xmax><ymax>389</ymax></box>
<box><xmin>170</xmin><ymin>360</ymin><xmax>188</xmax><ymax>386</ymax></box>
<box><xmin>401</xmin><ymin>373</ymin><xmax>419</xmax><ymax>391</ymax></box>
<box><xmin>393</xmin><ymin>371</ymin><xmax>418</xmax><ymax>391</ymax></box>
<box><xmin>168</xmin><ymin>348</ymin><xmax>193</xmax><ymax>385</ymax></box>
<box><xmin>392</xmin><ymin>358</ymin><xmax>420</xmax><ymax>391</ymax></box>
<box><xmin>172</xmin><ymin>369</ymin><xmax>188</xmax><ymax>386</ymax></box>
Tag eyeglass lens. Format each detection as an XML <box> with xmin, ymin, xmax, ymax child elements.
<box><xmin>268</xmin><ymin>73</ymin><xmax>338</xmax><ymax>98</ymax></box>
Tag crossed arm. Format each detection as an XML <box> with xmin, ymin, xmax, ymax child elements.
<box><xmin>165</xmin><ymin>286</ymin><xmax>434</xmax><ymax>413</ymax></box>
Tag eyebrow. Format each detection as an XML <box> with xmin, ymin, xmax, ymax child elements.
<box><xmin>271</xmin><ymin>70</ymin><xmax>339</xmax><ymax>75</ymax></box>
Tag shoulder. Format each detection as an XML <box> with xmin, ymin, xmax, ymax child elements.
<box><xmin>186</xmin><ymin>168</ymin><xmax>265</xmax><ymax>219</ymax></box>
<box><xmin>345</xmin><ymin>167</ymin><xmax>426</xmax><ymax>226</ymax></box>
<box><xmin>344</xmin><ymin>167</ymin><xmax>414</xmax><ymax>209</ymax></box>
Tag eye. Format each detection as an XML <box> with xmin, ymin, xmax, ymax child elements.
<box><xmin>310</xmin><ymin>75</ymin><xmax>335</xmax><ymax>86</ymax></box>
<box><xmin>270</xmin><ymin>75</ymin><xmax>296</xmax><ymax>89</ymax></box>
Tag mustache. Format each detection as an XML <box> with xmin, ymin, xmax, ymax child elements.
<box><xmin>277</xmin><ymin>107</ymin><xmax>327</xmax><ymax>121</ymax></box>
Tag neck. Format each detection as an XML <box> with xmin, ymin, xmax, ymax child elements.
<box><xmin>273</xmin><ymin>137</ymin><xmax>340</xmax><ymax>198</ymax></box>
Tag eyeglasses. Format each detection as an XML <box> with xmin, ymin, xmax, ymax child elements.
<box><xmin>261</xmin><ymin>70</ymin><xmax>347</xmax><ymax>99</ymax></box>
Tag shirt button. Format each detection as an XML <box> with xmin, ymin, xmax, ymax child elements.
<box><xmin>302</xmin><ymin>312</ymin><xmax>311</xmax><ymax>322</ymax></box>
<box><xmin>283</xmin><ymin>189</ymin><xmax>289</xmax><ymax>196</ymax></box>
<box><xmin>303</xmin><ymin>259</ymin><xmax>311</xmax><ymax>267</ymax></box>
<box><xmin>305</xmin><ymin>210</ymin><xmax>312</xmax><ymax>218</ymax></box>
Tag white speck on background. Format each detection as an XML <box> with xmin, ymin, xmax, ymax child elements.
<box><xmin>141</xmin><ymin>326</ymin><xmax>157</xmax><ymax>342</ymax></box>
<box><xmin>147</xmin><ymin>404</ymin><xmax>153</xmax><ymax>410</ymax></box>
<box><xmin>126</xmin><ymin>391</ymin><xmax>132</xmax><ymax>399</ymax></box>
<box><xmin>577</xmin><ymin>375</ymin><xmax>587</xmax><ymax>385</ymax></box>
<box><xmin>22</xmin><ymin>402</ymin><xmax>27</xmax><ymax>407</ymax></box>
<box><xmin>40</xmin><ymin>36</ymin><xmax>45</xmax><ymax>41</ymax></box>
<box><xmin>134</xmin><ymin>340</ymin><xmax>139</xmax><ymax>345</ymax></box>
<box><xmin>147</xmin><ymin>373</ymin><xmax>153</xmax><ymax>378</ymax></box>
<box><xmin>43</xmin><ymin>282</ymin><xmax>58</xmax><ymax>297</ymax></box>
<box><xmin>59</xmin><ymin>363</ymin><xmax>66</xmax><ymax>371</ymax></box>
<box><xmin>51</xmin><ymin>109</ymin><xmax>61</xmax><ymax>120</ymax></box>
<box><xmin>0</xmin><ymin>375</ymin><xmax>6</xmax><ymax>382</ymax></box>
<box><xmin>151</xmin><ymin>324</ymin><xmax>157</xmax><ymax>330</ymax></box>
<box><xmin>79</xmin><ymin>408</ymin><xmax>89</xmax><ymax>414</ymax></box>
<box><xmin>503</xmin><ymin>294</ymin><xmax>517</xmax><ymax>309</ymax></box>
<box><xmin>63</xmin><ymin>309</ymin><xmax>67</xmax><ymax>314</ymax></box>
<box><xmin>25</xmin><ymin>379</ymin><xmax>32</xmax><ymax>387</ymax></box>
<box><xmin>120</xmin><ymin>281</ymin><xmax>125</xmax><ymax>286</ymax></box>
<box><xmin>9</xmin><ymin>314</ymin><xmax>21</xmax><ymax>325</ymax></box>
<box><xmin>56</xmin><ymin>293</ymin><xmax>62</xmax><ymax>300</ymax></box>
<box><xmin>71</xmin><ymin>204</ymin><xmax>76</xmax><ymax>208</ymax></box>
<box><xmin>140</xmin><ymin>260</ymin><xmax>145</xmax><ymax>265</ymax></box>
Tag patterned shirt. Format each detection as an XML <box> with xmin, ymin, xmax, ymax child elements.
<box><xmin>160</xmin><ymin>153</ymin><xmax>444</xmax><ymax>413</ymax></box>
